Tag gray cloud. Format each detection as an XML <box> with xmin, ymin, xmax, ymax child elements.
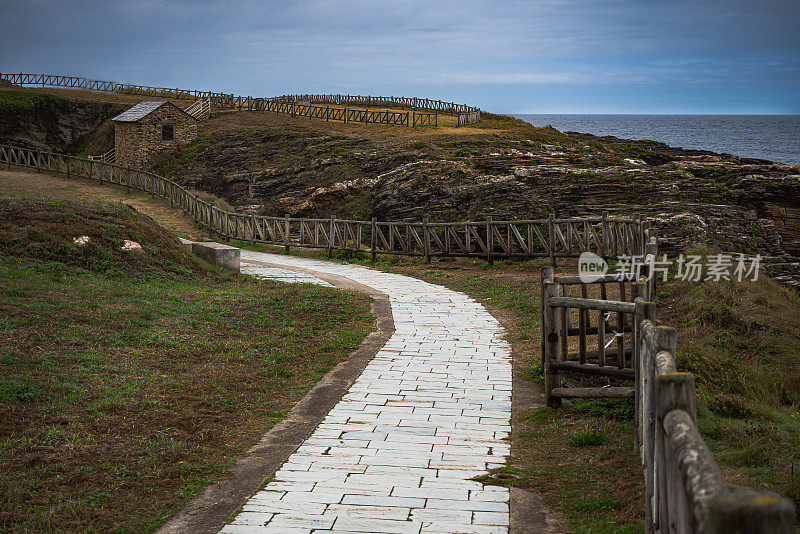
<box><xmin>1</xmin><ymin>0</ymin><xmax>798</xmax><ymax>112</ymax></box>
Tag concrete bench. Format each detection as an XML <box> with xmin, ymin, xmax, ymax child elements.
<box><xmin>191</xmin><ymin>241</ymin><xmax>240</xmax><ymax>271</ymax></box>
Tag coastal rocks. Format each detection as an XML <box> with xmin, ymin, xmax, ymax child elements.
<box><xmin>147</xmin><ymin>119</ymin><xmax>800</xmax><ymax>285</ymax></box>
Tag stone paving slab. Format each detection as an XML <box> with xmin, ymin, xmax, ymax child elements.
<box><xmin>240</xmin><ymin>259</ymin><xmax>333</xmax><ymax>286</ymax></box>
<box><xmin>221</xmin><ymin>250</ymin><xmax>512</xmax><ymax>534</ymax></box>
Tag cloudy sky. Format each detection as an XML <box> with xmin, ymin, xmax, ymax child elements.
<box><xmin>1</xmin><ymin>0</ymin><xmax>798</xmax><ymax>113</ymax></box>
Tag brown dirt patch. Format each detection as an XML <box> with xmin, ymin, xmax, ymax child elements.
<box><xmin>0</xmin><ymin>168</ymin><xmax>208</xmax><ymax>240</ymax></box>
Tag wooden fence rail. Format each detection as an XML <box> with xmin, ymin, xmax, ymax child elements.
<box><xmin>541</xmin><ymin>233</ymin><xmax>796</xmax><ymax>533</ymax></box>
<box><xmin>269</xmin><ymin>93</ymin><xmax>480</xmax><ymax>114</ymax></box>
<box><xmin>0</xmin><ymin>144</ymin><xmax>648</xmax><ymax>264</ymax></box>
<box><xmin>0</xmin><ymin>72</ymin><xmax>481</xmax><ymax>126</ymax></box>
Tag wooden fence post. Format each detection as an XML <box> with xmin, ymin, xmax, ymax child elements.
<box><xmin>653</xmin><ymin>326</ymin><xmax>683</xmax><ymax>534</ymax></box>
<box><xmin>66</xmin><ymin>157</ymin><xmax>71</xmax><ymax>178</ymax></box>
<box><xmin>631</xmin><ymin>288</ymin><xmax>646</xmax><ymax>453</ymax></box>
<box><xmin>36</xmin><ymin>151</ymin><xmax>40</xmax><ymax>173</ymax></box>
<box><xmin>602</xmin><ymin>211</ymin><xmax>610</xmax><ymax>258</ymax></box>
<box><xmin>251</xmin><ymin>213</ymin><xmax>256</xmax><ymax>243</ymax></box>
<box><xmin>99</xmin><ymin>162</ymin><xmax>104</xmax><ymax>185</ymax></box>
<box><xmin>543</xmin><ymin>281</ymin><xmax>562</xmax><ymax>407</ymax></box>
<box><xmin>486</xmin><ymin>216</ymin><xmax>493</xmax><ymax>265</ymax></box>
<box><xmin>548</xmin><ymin>213</ymin><xmax>556</xmax><ymax>267</ymax></box>
<box><xmin>284</xmin><ymin>213</ymin><xmax>291</xmax><ymax>253</ymax></box>
<box><xmin>541</xmin><ymin>266</ymin><xmax>554</xmax><ymax>369</ymax></box>
<box><xmin>423</xmin><ymin>219</ymin><xmax>431</xmax><ymax>263</ymax></box>
<box><xmin>370</xmin><ymin>217</ymin><xmax>377</xmax><ymax>263</ymax></box>
<box><xmin>328</xmin><ymin>215</ymin><xmax>335</xmax><ymax>259</ymax></box>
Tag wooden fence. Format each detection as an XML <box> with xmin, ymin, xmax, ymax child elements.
<box><xmin>0</xmin><ymin>144</ymin><xmax>647</xmax><ymax>264</ymax></box>
<box><xmin>458</xmin><ymin>111</ymin><xmax>481</xmax><ymax>127</ymax></box>
<box><xmin>0</xmin><ymin>72</ymin><xmax>480</xmax><ymax>126</ymax></box>
<box><xmin>0</xmin><ymin>72</ymin><xmax>226</xmax><ymax>101</ymax></box>
<box><xmin>541</xmin><ymin>233</ymin><xmax>796</xmax><ymax>533</ymax></box>
<box><xmin>270</xmin><ymin>93</ymin><xmax>480</xmax><ymax>114</ymax></box>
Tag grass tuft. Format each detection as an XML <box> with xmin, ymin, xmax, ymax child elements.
<box><xmin>568</xmin><ymin>430</ymin><xmax>610</xmax><ymax>447</ymax></box>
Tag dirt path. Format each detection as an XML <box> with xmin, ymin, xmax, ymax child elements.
<box><xmin>0</xmin><ymin>168</ymin><xmax>208</xmax><ymax>240</ymax></box>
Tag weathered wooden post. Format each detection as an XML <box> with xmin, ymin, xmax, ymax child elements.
<box><xmin>66</xmin><ymin>157</ymin><xmax>71</xmax><ymax>178</ymax></box>
<box><xmin>548</xmin><ymin>213</ymin><xmax>556</xmax><ymax>267</ymax></box>
<box><xmin>653</xmin><ymin>326</ymin><xmax>682</xmax><ymax>534</ymax></box>
<box><xmin>486</xmin><ymin>216</ymin><xmax>494</xmax><ymax>265</ymax></box>
<box><xmin>284</xmin><ymin>213</ymin><xmax>291</xmax><ymax>253</ymax></box>
<box><xmin>632</xmin><ymin>292</ymin><xmax>656</xmax><ymax>459</ymax></box>
<box><xmin>35</xmin><ymin>151</ymin><xmax>40</xmax><ymax>173</ymax></box>
<box><xmin>543</xmin><ymin>281</ymin><xmax>562</xmax><ymax>407</ymax></box>
<box><xmin>541</xmin><ymin>267</ymin><xmax>554</xmax><ymax>368</ymax></box>
<box><xmin>370</xmin><ymin>217</ymin><xmax>377</xmax><ymax>263</ymax></box>
<box><xmin>423</xmin><ymin>219</ymin><xmax>431</xmax><ymax>263</ymax></box>
<box><xmin>250</xmin><ymin>213</ymin><xmax>256</xmax><ymax>243</ymax></box>
<box><xmin>328</xmin><ymin>214</ymin><xmax>335</xmax><ymax>259</ymax></box>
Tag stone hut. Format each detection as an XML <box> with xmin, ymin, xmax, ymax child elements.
<box><xmin>112</xmin><ymin>101</ymin><xmax>198</xmax><ymax>169</ymax></box>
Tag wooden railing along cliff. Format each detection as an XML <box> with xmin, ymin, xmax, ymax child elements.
<box><xmin>1</xmin><ymin>144</ymin><xmax>643</xmax><ymax>263</ymax></box>
<box><xmin>540</xmin><ymin>234</ymin><xmax>796</xmax><ymax>533</ymax></box>
<box><xmin>0</xmin><ymin>72</ymin><xmax>481</xmax><ymax>127</ymax></box>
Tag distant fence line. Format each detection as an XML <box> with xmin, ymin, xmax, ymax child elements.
<box><xmin>540</xmin><ymin>237</ymin><xmax>796</xmax><ymax>533</ymax></box>
<box><xmin>0</xmin><ymin>72</ymin><xmax>480</xmax><ymax>127</ymax></box>
<box><xmin>1</xmin><ymin>144</ymin><xmax>646</xmax><ymax>263</ymax></box>
<box><xmin>230</xmin><ymin>98</ymin><xmax>438</xmax><ymax>127</ymax></box>
<box><xmin>271</xmin><ymin>93</ymin><xmax>480</xmax><ymax>114</ymax></box>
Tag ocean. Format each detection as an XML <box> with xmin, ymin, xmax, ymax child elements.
<box><xmin>514</xmin><ymin>114</ymin><xmax>800</xmax><ymax>167</ymax></box>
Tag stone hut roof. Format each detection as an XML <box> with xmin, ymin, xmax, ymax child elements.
<box><xmin>112</xmin><ymin>101</ymin><xmax>197</xmax><ymax>122</ymax></box>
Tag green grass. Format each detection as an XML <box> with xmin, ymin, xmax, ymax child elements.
<box><xmin>568</xmin><ymin>430</ymin><xmax>610</xmax><ymax>447</ymax></box>
<box><xmin>0</xmin><ymin>89</ymin><xmax>71</xmax><ymax>113</ymax></box>
<box><xmin>0</xmin><ymin>198</ymin><xmax>374</xmax><ymax>532</ymax></box>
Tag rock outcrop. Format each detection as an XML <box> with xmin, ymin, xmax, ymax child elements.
<box><xmin>150</xmin><ymin>124</ymin><xmax>800</xmax><ymax>284</ymax></box>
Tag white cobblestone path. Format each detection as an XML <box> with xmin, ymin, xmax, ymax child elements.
<box><xmin>223</xmin><ymin>250</ymin><xmax>512</xmax><ymax>534</ymax></box>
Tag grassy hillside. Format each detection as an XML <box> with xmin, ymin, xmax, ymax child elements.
<box><xmin>0</xmin><ymin>196</ymin><xmax>374</xmax><ymax>532</ymax></box>
<box><xmin>658</xmin><ymin>252</ymin><xmax>800</xmax><ymax>512</ymax></box>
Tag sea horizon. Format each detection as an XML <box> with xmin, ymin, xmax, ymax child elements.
<box><xmin>514</xmin><ymin>113</ymin><xmax>800</xmax><ymax>166</ymax></box>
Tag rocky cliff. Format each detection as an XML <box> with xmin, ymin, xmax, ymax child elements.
<box><xmin>0</xmin><ymin>88</ymin><xmax>123</xmax><ymax>155</ymax></box>
<box><xmin>2</xmin><ymin>90</ymin><xmax>798</xmax><ymax>285</ymax></box>
<box><xmin>147</xmin><ymin>115</ymin><xmax>800</xmax><ymax>284</ymax></box>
